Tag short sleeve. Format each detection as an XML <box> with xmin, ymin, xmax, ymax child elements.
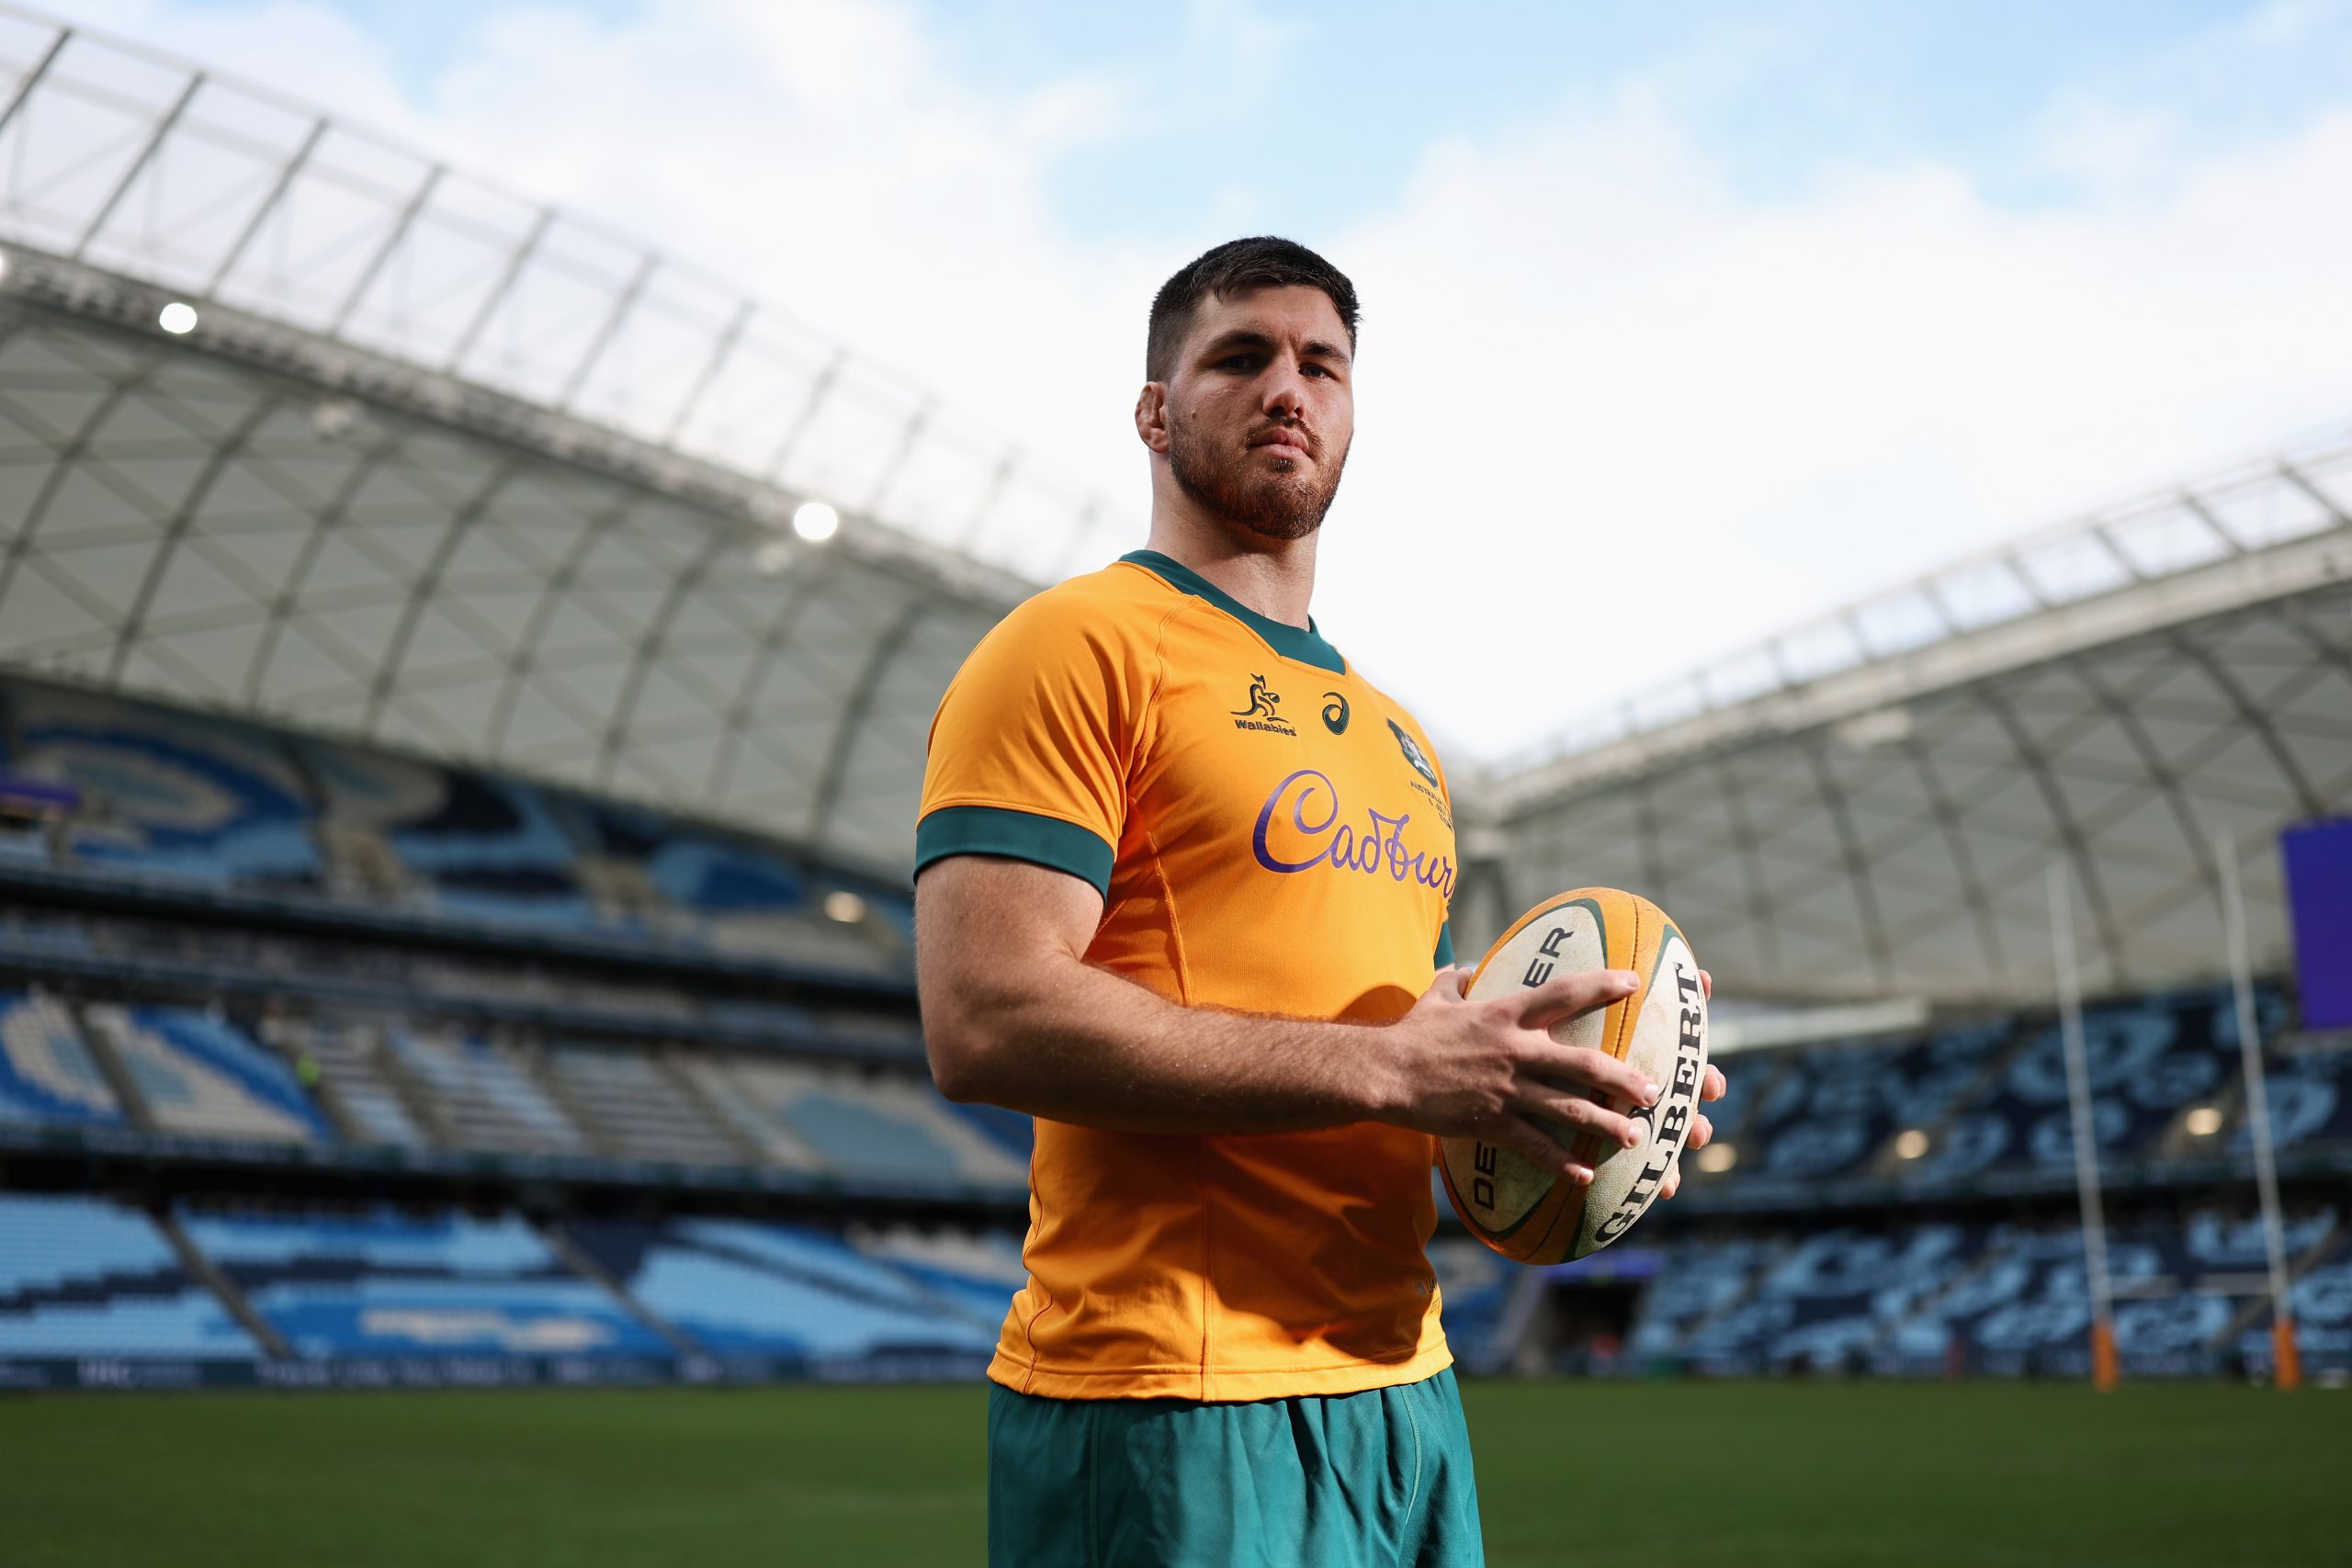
<box><xmin>915</xmin><ymin>590</ymin><xmax>1152</xmax><ymax>899</ymax></box>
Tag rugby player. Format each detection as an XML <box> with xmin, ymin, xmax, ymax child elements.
<box><xmin>914</xmin><ymin>236</ymin><xmax>1726</xmax><ymax>1567</ymax></box>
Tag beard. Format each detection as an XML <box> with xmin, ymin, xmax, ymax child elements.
<box><xmin>1166</xmin><ymin>412</ymin><xmax>1349</xmax><ymax>542</ymax></box>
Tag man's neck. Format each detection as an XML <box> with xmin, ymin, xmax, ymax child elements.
<box><xmin>1142</xmin><ymin>510</ymin><xmax>1318</xmax><ymax>630</ymax></box>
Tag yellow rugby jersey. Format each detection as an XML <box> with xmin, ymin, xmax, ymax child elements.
<box><xmin>916</xmin><ymin>550</ymin><xmax>1459</xmax><ymax>1401</ymax></box>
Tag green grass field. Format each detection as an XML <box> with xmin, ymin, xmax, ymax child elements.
<box><xmin>2</xmin><ymin>1381</ymin><xmax>2345</xmax><ymax>1566</ymax></box>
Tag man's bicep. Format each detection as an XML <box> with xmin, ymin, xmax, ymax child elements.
<box><xmin>915</xmin><ymin>855</ymin><xmax>1109</xmax><ymax>1101</ymax></box>
<box><xmin>915</xmin><ymin>854</ymin><xmax>1107</xmax><ymax>997</ymax></box>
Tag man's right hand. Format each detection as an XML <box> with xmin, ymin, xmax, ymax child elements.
<box><xmin>1374</xmin><ymin>966</ymin><xmax>1660</xmax><ymax>1182</ymax></box>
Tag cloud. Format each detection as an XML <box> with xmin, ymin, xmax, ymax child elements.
<box><xmin>1320</xmin><ymin>70</ymin><xmax>2352</xmax><ymax>761</ymax></box>
<box><xmin>33</xmin><ymin>0</ymin><xmax>2352</xmax><ymax>765</ymax></box>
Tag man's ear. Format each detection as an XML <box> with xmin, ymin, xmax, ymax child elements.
<box><xmin>1135</xmin><ymin>382</ymin><xmax>1170</xmax><ymax>455</ymax></box>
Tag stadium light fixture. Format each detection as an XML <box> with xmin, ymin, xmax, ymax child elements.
<box><xmin>1695</xmin><ymin>1142</ymin><xmax>1736</xmax><ymax>1174</ymax></box>
<box><xmin>1894</xmin><ymin>1128</ymin><xmax>1930</xmax><ymax>1160</ymax></box>
<box><xmin>792</xmin><ymin>501</ymin><xmax>841</xmax><ymax>542</ymax></box>
<box><xmin>2184</xmin><ymin>1105</ymin><xmax>2223</xmax><ymax>1137</ymax></box>
<box><xmin>1835</xmin><ymin>705</ymin><xmax>1914</xmax><ymax>751</ymax></box>
<box><xmin>823</xmin><ymin>890</ymin><xmax>866</xmax><ymax>924</ymax></box>
<box><xmin>158</xmin><ymin>301</ymin><xmax>198</xmax><ymax>334</ymax></box>
<box><xmin>311</xmin><ymin>399</ymin><xmax>361</xmax><ymax>438</ymax></box>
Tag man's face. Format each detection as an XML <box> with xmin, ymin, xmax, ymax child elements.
<box><xmin>1153</xmin><ymin>285</ymin><xmax>1353</xmax><ymax>541</ymax></box>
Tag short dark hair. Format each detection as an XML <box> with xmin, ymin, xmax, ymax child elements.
<box><xmin>1146</xmin><ymin>236</ymin><xmax>1359</xmax><ymax>381</ymax></box>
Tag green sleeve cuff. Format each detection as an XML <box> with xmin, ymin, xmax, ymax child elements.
<box><xmin>1434</xmin><ymin>921</ymin><xmax>1456</xmax><ymax>967</ymax></box>
<box><xmin>915</xmin><ymin>806</ymin><xmax>1114</xmax><ymax>898</ymax></box>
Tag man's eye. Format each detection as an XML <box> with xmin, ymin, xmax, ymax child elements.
<box><xmin>1219</xmin><ymin>355</ymin><xmax>1261</xmax><ymax>371</ymax></box>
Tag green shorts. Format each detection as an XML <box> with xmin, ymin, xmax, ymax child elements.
<box><xmin>987</xmin><ymin>1368</ymin><xmax>1484</xmax><ymax>1568</ymax></box>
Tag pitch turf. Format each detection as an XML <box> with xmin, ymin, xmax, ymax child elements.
<box><xmin>2</xmin><ymin>1380</ymin><xmax>2344</xmax><ymax>1566</ymax></box>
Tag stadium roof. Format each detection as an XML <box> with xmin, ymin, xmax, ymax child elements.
<box><xmin>1475</xmin><ymin>431</ymin><xmax>2352</xmax><ymax>1009</ymax></box>
<box><xmin>0</xmin><ymin>9</ymin><xmax>1096</xmax><ymax>870</ymax></box>
<box><xmin>0</xmin><ymin>10</ymin><xmax>2345</xmax><ymax>1006</ymax></box>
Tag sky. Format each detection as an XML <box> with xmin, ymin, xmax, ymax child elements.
<box><xmin>45</xmin><ymin>0</ymin><xmax>2352</xmax><ymax>762</ymax></box>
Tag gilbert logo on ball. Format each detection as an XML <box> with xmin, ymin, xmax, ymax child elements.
<box><xmin>1438</xmin><ymin>887</ymin><xmax>1709</xmax><ymax>1265</ymax></box>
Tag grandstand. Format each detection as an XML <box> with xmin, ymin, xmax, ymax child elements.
<box><xmin>1</xmin><ymin>9</ymin><xmax>2347</xmax><ymax>1396</ymax></box>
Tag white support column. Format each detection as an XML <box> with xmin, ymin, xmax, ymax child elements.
<box><xmin>2050</xmin><ymin>863</ymin><xmax>2119</xmax><ymax>1389</ymax></box>
<box><xmin>2217</xmin><ymin>828</ymin><xmax>2301</xmax><ymax>1389</ymax></box>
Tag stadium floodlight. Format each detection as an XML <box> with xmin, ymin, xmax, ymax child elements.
<box><xmin>2183</xmin><ymin>1105</ymin><xmax>2223</xmax><ymax>1137</ymax></box>
<box><xmin>1694</xmin><ymin>1142</ymin><xmax>1736</xmax><ymax>1174</ymax></box>
<box><xmin>823</xmin><ymin>890</ymin><xmax>866</xmax><ymax>924</ymax></box>
<box><xmin>1893</xmin><ymin>1129</ymin><xmax>1930</xmax><ymax>1159</ymax></box>
<box><xmin>792</xmin><ymin>501</ymin><xmax>841</xmax><ymax>542</ymax></box>
<box><xmin>158</xmin><ymin>301</ymin><xmax>198</xmax><ymax>334</ymax></box>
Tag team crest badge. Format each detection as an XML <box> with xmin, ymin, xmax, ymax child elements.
<box><xmin>1388</xmin><ymin>718</ymin><xmax>1439</xmax><ymax>786</ymax></box>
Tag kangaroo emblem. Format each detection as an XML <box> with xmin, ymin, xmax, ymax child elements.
<box><xmin>1231</xmin><ymin>674</ymin><xmax>1282</xmax><ymax>720</ymax></box>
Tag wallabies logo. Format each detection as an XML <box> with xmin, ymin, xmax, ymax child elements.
<box><xmin>1231</xmin><ymin>674</ymin><xmax>1296</xmax><ymax>736</ymax></box>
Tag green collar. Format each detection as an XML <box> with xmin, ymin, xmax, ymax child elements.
<box><xmin>1119</xmin><ymin>550</ymin><xmax>1346</xmax><ymax>676</ymax></box>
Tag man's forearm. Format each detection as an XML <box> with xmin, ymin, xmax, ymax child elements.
<box><xmin>931</xmin><ymin>955</ymin><xmax>1402</xmax><ymax>1134</ymax></box>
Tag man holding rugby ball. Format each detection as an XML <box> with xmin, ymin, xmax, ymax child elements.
<box><xmin>915</xmin><ymin>236</ymin><xmax>1726</xmax><ymax>1567</ymax></box>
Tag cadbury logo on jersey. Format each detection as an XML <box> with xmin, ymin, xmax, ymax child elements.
<box><xmin>1252</xmin><ymin>768</ymin><xmax>1455</xmax><ymax>898</ymax></box>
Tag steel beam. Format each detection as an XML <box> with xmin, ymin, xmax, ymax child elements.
<box><xmin>554</xmin><ymin>249</ymin><xmax>660</xmax><ymax>413</ymax></box>
<box><xmin>74</xmin><ymin>72</ymin><xmax>206</xmax><ymax>260</ymax></box>
<box><xmin>443</xmin><ymin>206</ymin><xmax>555</xmax><ymax>374</ymax></box>
<box><xmin>327</xmin><ymin>164</ymin><xmax>445</xmax><ymax>334</ymax></box>
<box><xmin>202</xmin><ymin>114</ymin><xmax>330</xmax><ymax>297</ymax></box>
<box><xmin>805</xmin><ymin>592</ymin><xmax>931</xmax><ymax>844</ymax></box>
<box><xmin>0</xmin><ymin>27</ymin><xmax>71</xmax><ymax>141</ymax></box>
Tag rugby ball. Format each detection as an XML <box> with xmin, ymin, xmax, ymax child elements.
<box><xmin>1438</xmin><ymin>887</ymin><xmax>1708</xmax><ymax>1264</ymax></box>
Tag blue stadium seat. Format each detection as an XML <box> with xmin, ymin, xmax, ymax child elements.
<box><xmin>7</xmin><ymin>684</ymin><xmax>321</xmax><ymax>890</ymax></box>
<box><xmin>541</xmin><ymin>1043</ymin><xmax>738</xmax><ymax>1165</ymax></box>
<box><xmin>568</xmin><ymin>1217</ymin><xmax>1000</xmax><ymax>1359</ymax></box>
<box><xmin>297</xmin><ymin>741</ymin><xmax>598</xmax><ymax>930</ymax></box>
<box><xmin>2238</xmin><ymin>1050</ymin><xmax>2352</xmax><ymax>1151</ymax></box>
<box><xmin>948</xmin><ymin>1101</ymin><xmax>1035</xmax><ymax>1162</ymax></box>
<box><xmin>1673</xmin><ymin>1224</ymin><xmax>1986</xmax><ymax>1373</ymax></box>
<box><xmin>1742</xmin><ymin>1021</ymin><xmax>2015</xmax><ymax>1182</ymax></box>
<box><xmin>845</xmin><ymin>1225</ymin><xmax>1027</xmax><ymax>1323</ymax></box>
<box><xmin>382</xmin><ymin>1028</ymin><xmax>585</xmax><ymax>1155</ymax></box>
<box><xmin>0</xmin><ymin>1193</ymin><xmax>255</xmax><ymax>1359</ymax></box>
<box><xmin>181</xmin><ymin>1206</ymin><xmax>664</xmax><ymax>1359</ymax></box>
<box><xmin>84</xmin><ymin>1004</ymin><xmax>333</xmax><ymax>1144</ymax></box>
<box><xmin>1926</xmin><ymin>995</ymin><xmax>2231</xmax><ymax>1178</ymax></box>
<box><xmin>643</xmin><ymin>834</ymin><xmax>808</xmax><ymax>919</ymax></box>
<box><xmin>1426</xmin><ymin>1236</ymin><xmax>1514</xmax><ymax>1370</ymax></box>
<box><xmin>1624</xmin><ymin>1236</ymin><xmax>1773</xmax><ymax>1363</ymax></box>
<box><xmin>269</xmin><ymin>1018</ymin><xmax>427</xmax><ymax>1148</ymax></box>
<box><xmin>2237</xmin><ymin>1256</ymin><xmax>2352</xmax><ymax>1377</ymax></box>
<box><xmin>0</xmin><ymin>991</ymin><xmax>124</xmax><ymax>1128</ymax></box>
<box><xmin>715</xmin><ymin>1059</ymin><xmax>1027</xmax><ymax>1189</ymax></box>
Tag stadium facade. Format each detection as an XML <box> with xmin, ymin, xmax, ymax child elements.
<box><xmin>1</xmin><ymin>13</ymin><xmax>2346</xmax><ymax>1393</ymax></box>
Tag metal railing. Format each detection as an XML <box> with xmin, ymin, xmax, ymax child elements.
<box><xmin>1497</xmin><ymin>426</ymin><xmax>2352</xmax><ymax>775</ymax></box>
<box><xmin>0</xmin><ymin>5</ymin><xmax>1126</xmax><ymax>584</ymax></box>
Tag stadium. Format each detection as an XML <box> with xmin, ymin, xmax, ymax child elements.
<box><xmin>2</xmin><ymin>10</ymin><xmax>2348</xmax><ymax>1567</ymax></box>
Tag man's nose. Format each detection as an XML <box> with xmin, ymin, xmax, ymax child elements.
<box><xmin>1261</xmin><ymin>356</ymin><xmax>1308</xmax><ymax>421</ymax></box>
